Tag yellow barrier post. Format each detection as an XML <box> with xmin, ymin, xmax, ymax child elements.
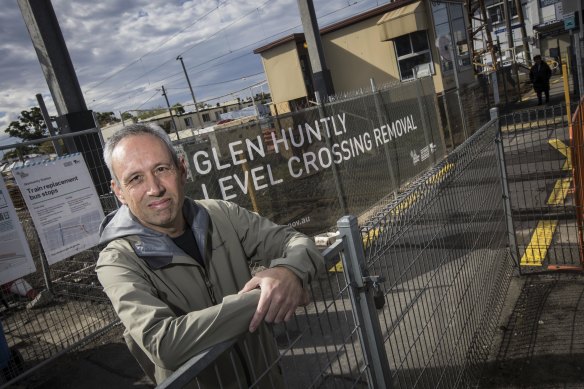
<box><xmin>563</xmin><ymin>63</ymin><xmax>572</xmax><ymax>128</ymax></box>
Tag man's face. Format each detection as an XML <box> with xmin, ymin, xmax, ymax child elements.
<box><xmin>111</xmin><ymin>134</ymin><xmax>186</xmax><ymax>236</ymax></box>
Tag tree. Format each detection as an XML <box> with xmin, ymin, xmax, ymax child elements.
<box><xmin>4</xmin><ymin>107</ymin><xmax>48</xmax><ymax>141</ymax></box>
<box><xmin>121</xmin><ymin>112</ymin><xmax>135</xmax><ymax>122</ymax></box>
<box><xmin>96</xmin><ymin>111</ymin><xmax>120</xmax><ymax>127</ymax></box>
<box><xmin>172</xmin><ymin>103</ymin><xmax>185</xmax><ymax>115</ymax></box>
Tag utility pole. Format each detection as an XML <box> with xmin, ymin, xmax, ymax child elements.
<box><xmin>503</xmin><ymin>0</ymin><xmax>521</xmax><ymax>97</ymax></box>
<box><xmin>18</xmin><ymin>0</ymin><xmax>108</xmax><ymax>194</ymax></box>
<box><xmin>297</xmin><ymin>0</ymin><xmax>334</xmax><ymax>99</ymax></box>
<box><xmin>161</xmin><ymin>85</ymin><xmax>180</xmax><ymax>140</ymax></box>
<box><xmin>176</xmin><ymin>55</ymin><xmax>204</xmax><ymax>130</ymax></box>
<box><xmin>36</xmin><ymin>93</ymin><xmax>63</xmax><ymax>156</ymax></box>
<box><xmin>514</xmin><ymin>0</ymin><xmax>531</xmax><ymax>63</ymax></box>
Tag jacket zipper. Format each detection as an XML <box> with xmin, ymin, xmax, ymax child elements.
<box><xmin>199</xmin><ymin>265</ymin><xmax>252</xmax><ymax>386</ymax></box>
<box><xmin>199</xmin><ymin>267</ymin><xmax>217</xmax><ymax>305</ymax></box>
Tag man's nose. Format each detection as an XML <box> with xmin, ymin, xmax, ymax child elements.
<box><xmin>145</xmin><ymin>174</ymin><xmax>165</xmax><ymax>196</ymax></box>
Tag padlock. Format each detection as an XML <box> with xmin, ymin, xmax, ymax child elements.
<box><xmin>373</xmin><ymin>284</ymin><xmax>385</xmax><ymax>310</ymax></box>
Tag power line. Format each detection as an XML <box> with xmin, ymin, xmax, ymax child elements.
<box><xmin>88</xmin><ymin>1</ymin><xmax>271</xmax><ymax>106</ymax></box>
<box><xmin>91</xmin><ymin>0</ymin><xmax>380</xmax><ymax>112</ymax></box>
<box><xmin>84</xmin><ymin>0</ymin><xmax>230</xmax><ymax>94</ymax></box>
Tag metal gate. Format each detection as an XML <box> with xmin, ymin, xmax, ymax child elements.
<box><xmin>158</xmin><ymin>115</ymin><xmax>515</xmax><ymax>388</ymax></box>
<box><xmin>498</xmin><ymin>103</ymin><xmax>583</xmax><ymax>271</ymax></box>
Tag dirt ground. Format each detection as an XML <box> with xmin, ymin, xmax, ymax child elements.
<box><xmin>9</xmin><ymin>324</ymin><xmax>152</xmax><ymax>388</ymax></box>
<box><xmin>479</xmin><ymin>273</ymin><xmax>584</xmax><ymax>389</ymax></box>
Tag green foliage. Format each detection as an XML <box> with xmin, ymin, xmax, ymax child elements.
<box><xmin>121</xmin><ymin>112</ymin><xmax>135</xmax><ymax>121</ymax></box>
<box><xmin>96</xmin><ymin>111</ymin><xmax>120</xmax><ymax>127</ymax></box>
<box><xmin>172</xmin><ymin>103</ymin><xmax>185</xmax><ymax>115</ymax></box>
<box><xmin>4</xmin><ymin>107</ymin><xmax>48</xmax><ymax>141</ymax></box>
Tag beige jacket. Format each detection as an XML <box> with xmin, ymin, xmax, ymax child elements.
<box><xmin>96</xmin><ymin>199</ymin><xmax>323</xmax><ymax>386</ymax></box>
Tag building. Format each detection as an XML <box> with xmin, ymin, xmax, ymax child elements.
<box><xmin>475</xmin><ymin>0</ymin><xmax>576</xmax><ymax>67</ymax></box>
<box><xmin>254</xmin><ymin>0</ymin><xmax>477</xmax><ymax>115</ymax></box>
<box><xmin>141</xmin><ymin>98</ymin><xmax>258</xmax><ymax>134</ymax></box>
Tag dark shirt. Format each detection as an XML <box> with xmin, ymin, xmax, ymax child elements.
<box><xmin>171</xmin><ymin>225</ymin><xmax>204</xmax><ymax>266</ymax></box>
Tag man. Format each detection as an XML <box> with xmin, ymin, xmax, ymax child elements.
<box><xmin>96</xmin><ymin>124</ymin><xmax>323</xmax><ymax>386</ymax></box>
<box><xmin>529</xmin><ymin>55</ymin><xmax>552</xmax><ymax>105</ymax></box>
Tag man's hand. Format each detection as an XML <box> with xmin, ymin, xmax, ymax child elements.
<box><xmin>239</xmin><ymin>267</ymin><xmax>309</xmax><ymax>333</ymax></box>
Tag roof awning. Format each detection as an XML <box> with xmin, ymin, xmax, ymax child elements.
<box><xmin>377</xmin><ymin>1</ymin><xmax>427</xmax><ymax>41</ymax></box>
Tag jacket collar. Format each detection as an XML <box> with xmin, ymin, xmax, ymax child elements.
<box><xmin>102</xmin><ymin>198</ymin><xmax>210</xmax><ymax>269</ymax></box>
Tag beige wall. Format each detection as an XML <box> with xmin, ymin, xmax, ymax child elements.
<box><xmin>261</xmin><ymin>41</ymin><xmax>307</xmax><ymax>104</ymax></box>
<box><xmin>323</xmin><ymin>18</ymin><xmax>399</xmax><ymax>91</ymax></box>
<box><xmin>258</xmin><ymin>3</ymin><xmax>478</xmax><ymax>102</ymax></box>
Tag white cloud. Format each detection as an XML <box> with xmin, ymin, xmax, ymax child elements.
<box><xmin>0</xmin><ymin>0</ymin><xmax>381</xmax><ymax>143</ymax></box>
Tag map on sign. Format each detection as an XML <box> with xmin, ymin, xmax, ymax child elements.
<box><xmin>13</xmin><ymin>153</ymin><xmax>105</xmax><ymax>265</ymax></box>
<box><xmin>0</xmin><ymin>178</ymin><xmax>36</xmax><ymax>284</ymax></box>
<box><xmin>42</xmin><ymin>209</ymin><xmax>102</xmax><ymax>252</ymax></box>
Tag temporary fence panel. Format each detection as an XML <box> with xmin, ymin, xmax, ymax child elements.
<box><xmin>569</xmin><ymin>97</ymin><xmax>584</xmax><ymax>264</ymax></box>
<box><xmin>178</xmin><ymin>78</ymin><xmax>446</xmax><ymax>236</ymax></box>
<box><xmin>499</xmin><ymin>103</ymin><xmax>582</xmax><ymax>271</ymax></box>
<box><xmin>157</xmin><ymin>117</ymin><xmax>515</xmax><ymax>389</ymax></box>
<box><xmin>0</xmin><ymin>129</ymin><xmax>119</xmax><ymax>385</ymax></box>
<box><xmin>157</xmin><ymin>238</ymin><xmax>369</xmax><ymax>389</ymax></box>
<box><xmin>360</xmin><ymin>116</ymin><xmax>513</xmax><ymax>388</ymax></box>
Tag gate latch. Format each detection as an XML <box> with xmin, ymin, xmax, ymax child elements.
<box><xmin>363</xmin><ymin>275</ymin><xmax>385</xmax><ymax>310</ymax></box>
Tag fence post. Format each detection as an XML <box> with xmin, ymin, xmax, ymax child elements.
<box><xmin>337</xmin><ymin>215</ymin><xmax>393</xmax><ymax>389</ymax></box>
<box><xmin>316</xmin><ymin>91</ymin><xmax>347</xmax><ymax>214</ymax></box>
<box><xmin>370</xmin><ymin>78</ymin><xmax>398</xmax><ymax>199</ymax></box>
<box><xmin>493</xmin><ymin>108</ymin><xmax>521</xmax><ymax>272</ymax></box>
<box><xmin>413</xmin><ymin>75</ymin><xmax>435</xmax><ymax>164</ymax></box>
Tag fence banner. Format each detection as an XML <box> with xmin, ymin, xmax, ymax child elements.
<box><xmin>12</xmin><ymin>153</ymin><xmax>104</xmax><ymax>265</ymax></box>
<box><xmin>0</xmin><ymin>177</ymin><xmax>35</xmax><ymax>284</ymax></box>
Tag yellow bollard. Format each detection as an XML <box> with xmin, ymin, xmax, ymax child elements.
<box><xmin>563</xmin><ymin>63</ymin><xmax>572</xmax><ymax>128</ymax></box>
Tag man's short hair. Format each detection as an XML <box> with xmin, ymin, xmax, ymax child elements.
<box><xmin>103</xmin><ymin>123</ymin><xmax>179</xmax><ymax>183</ymax></box>
<box><xmin>533</xmin><ymin>55</ymin><xmax>542</xmax><ymax>61</ymax></box>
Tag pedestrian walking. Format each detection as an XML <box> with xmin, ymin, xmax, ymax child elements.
<box><xmin>529</xmin><ymin>55</ymin><xmax>552</xmax><ymax>105</ymax></box>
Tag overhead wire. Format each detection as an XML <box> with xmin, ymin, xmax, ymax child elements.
<box><xmin>92</xmin><ymin>0</ymin><xmax>380</xmax><ymax>112</ymax></box>
<box><xmin>84</xmin><ymin>0</ymin><xmax>229</xmax><ymax>94</ymax></box>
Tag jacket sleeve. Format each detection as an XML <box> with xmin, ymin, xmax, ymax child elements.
<box><xmin>96</xmin><ymin>245</ymin><xmax>261</xmax><ymax>371</ymax></box>
<box><xmin>215</xmin><ymin>200</ymin><xmax>324</xmax><ymax>288</ymax></box>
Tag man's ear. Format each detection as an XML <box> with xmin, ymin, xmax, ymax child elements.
<box><xmin>178</xmin><ymin>156</ymin><xmax>188</xmax><ymax>183</ymax></box>
<box><xmin>111</xmin><ymin>180</ymin><xmax>127</xmax><ymax>205</ymax></box>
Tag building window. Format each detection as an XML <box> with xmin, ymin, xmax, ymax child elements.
<box><xmin>394</xmin><ymin>31</ymin><xmax>434</xmax><ymax>81</ymax></box>
<box><xmin>432</xmin><ymin>2</ymin><xmax>472</xmax><ymax>72</ymax></box>
<box><xmin>215</xmin><ymin>112</ymin><xmax>221</xmax><ymax>121</ymax></box>
<box><xmin>184</xmin><ymin>117</ymin><xmax>193</xmax><ymax>127</ymax></box>
<box><xmin>487</xmin><ymin>1</ymin><xmax>517</xmax><ymax>26</ymax></box>
<box><xmin>202</xmin><ymin>113</ymin><xmax>210</xmax><ymax>122</ymax></box>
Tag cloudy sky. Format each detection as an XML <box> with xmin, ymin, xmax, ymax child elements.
<box><xmin>0</xmin><ymin>0</ymin><xmax>386</xmax><ymax>147</ymax></box>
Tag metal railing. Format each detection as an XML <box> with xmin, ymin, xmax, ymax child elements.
<box><xmin>0</xmin><ymin>79</ymin><xmax>518</xmax><ymax>387</ymax></box>
<box><xmin>498</xmin><ymin>103</ymin><xmax>582</xmax><ymax>271</ymax></box>
<box><xmin>156</xmin><ymin>116</ymin><xmax>515</xmax><ymax>388</ymax></box>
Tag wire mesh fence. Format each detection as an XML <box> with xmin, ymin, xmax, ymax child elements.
<box><xmin>0</xmin><ymin>129</ymin><xmax>118</xmax><ymax>385</ymax></box>
<box><xmin>157</xmin><ymin>239</ymin><xmax>368</xmax><ymax>389</ymax></box>
<box><xmin>156</xmin><ymin>116</ymin><xmax>516</xmax><ymax>389</ymax></box>
<box><xmin>0</xmin><ymin>76</ymin><xmax>509</xmax><ymax>387</ymax></box>
<box><xmin>360</xmin><ymin>116</ymin><xmax>513</xmax><ymax>388</ymax></box>
<box><xmin>178</xmin><ymin>77</ymin><xmax>446</xmax><ymax>236</ymax></box>
<box><xmin>498</xmin><ymin>103</ymin><xmax>582</xmax><ymax>271</ymax></box>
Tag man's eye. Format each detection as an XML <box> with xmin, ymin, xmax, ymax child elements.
<box><xmin>128</xmin><ymin>175</ymin><xmax>142</xmax><ymax>184</ymax></box>
<box><xmin>156</xmin><ymin>166</ymin><xmax>172</xmax><ymax>175</ymax></box>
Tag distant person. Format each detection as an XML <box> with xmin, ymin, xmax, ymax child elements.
<box><xmin>96</xmin><ymin>124</ymin><xmax>323</xmax><ymax>386</ymax></box>
<box><xmin>529</xmin><ymin>55</ymin><xmax>552</xmax><ymax>105</ymax></box>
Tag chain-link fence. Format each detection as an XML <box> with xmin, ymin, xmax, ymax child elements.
<box><xmin>0</xmin><ymin>129</ymin><xmax>118</xmax><ymax>386</ymax></box>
